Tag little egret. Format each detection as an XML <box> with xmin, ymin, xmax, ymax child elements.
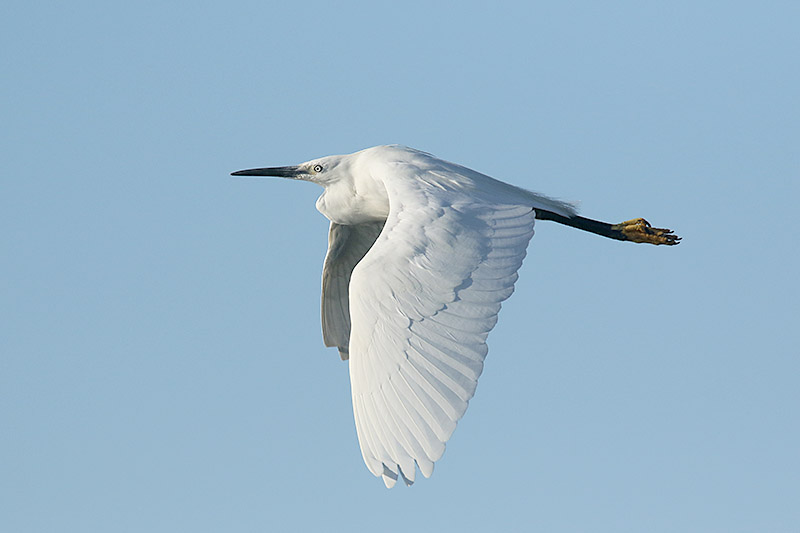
<box><xmin>232</xmin><ymin>145</ymin><xmax>679</xmax><ymax>488</ymax></box>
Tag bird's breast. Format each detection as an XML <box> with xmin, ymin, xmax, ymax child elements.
<box><xmin>316</xmin><ymin>181</ymin><xmax>390</xmax><ymax>225</ymax></box>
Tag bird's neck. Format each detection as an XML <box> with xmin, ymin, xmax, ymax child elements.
<box><xmin>315</xmin><ymin>177</ymin><xmax>390</xmax><ymax>225</ymax></box>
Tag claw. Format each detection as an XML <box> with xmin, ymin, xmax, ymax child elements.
<box><xmin>612</xmin><ymin>218</ymin><xmax>681</xmax><ymax>245</ymax></box>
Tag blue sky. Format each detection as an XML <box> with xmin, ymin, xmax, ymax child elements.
<box><xmin>2</xmin><ymin>1</ymin><xmax>798</xmax><ymax>531</ymax></box>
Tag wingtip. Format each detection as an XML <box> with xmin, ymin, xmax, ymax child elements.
<box><xmin>399</xmin><ymin>467</ymin><xmax>415</xmax><ymax>486</ymax></box>
<box><xmin>381</xmin><ymin>465</ymin><xmax>399</xmax><ymax>488</ymax></box>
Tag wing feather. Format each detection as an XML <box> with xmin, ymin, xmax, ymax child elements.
<box><xmin>347</xmin><ymin>163</ymin><xmax>537</xmax><ymax>484</ymax></box>
<box><xmin>321</xmin><ymin>221</ymin><xmax>384</xmax><ymax>359</ymax></box>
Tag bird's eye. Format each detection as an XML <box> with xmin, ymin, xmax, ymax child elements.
<box><xmin>313</xmin><ymin>164</ymin><xmax>323</xmax><ymax>173</ymax></box>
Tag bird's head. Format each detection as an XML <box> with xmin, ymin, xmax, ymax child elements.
<box><xmin>231</xmin><ymin>154</ymin><xmax>349</xmax><ymax>186</ymax></box>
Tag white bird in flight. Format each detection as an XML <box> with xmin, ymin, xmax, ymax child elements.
<box><xmin>232</xmin><ymin>145</ymin><xmax>679</xmax><ymax>488</ymax></box>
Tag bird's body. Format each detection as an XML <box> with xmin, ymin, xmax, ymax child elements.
<box><xmin>232</xmin><ymin>145</ymin><xmax>679</xmax><ymax>488</ymax></box>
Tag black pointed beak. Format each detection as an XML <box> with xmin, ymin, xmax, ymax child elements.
<box><xmin>230</xmin><ymin>166</ymin><xmax>301</xmax><ymax>178</ymax></box>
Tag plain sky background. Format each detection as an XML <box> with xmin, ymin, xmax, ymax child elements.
<box><xmin>2</xmin><ymin>1</ymin><xmax>798</xmax><ymax>531</ymax></box>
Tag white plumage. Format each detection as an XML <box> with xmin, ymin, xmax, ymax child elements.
<box><xmin>232</xmin><ymin>145</ymin><xmax>678</xmax><ymax>487</ymax></box>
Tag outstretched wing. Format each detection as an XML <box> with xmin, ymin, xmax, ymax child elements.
<box><xmin>321</xmin><ymin>221</ymin><xmax>385</xmax><ymax>360</ymax></box>
<box><xmin>347</xmin><ymin>166</ymin><xmax>539</xmax><ymax>487</ymax></box>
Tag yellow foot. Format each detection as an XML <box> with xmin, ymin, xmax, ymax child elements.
<box><xmin>612</xmin><ymin>218</ymin><xmax>681</xmax><ymax>245</ymax></box>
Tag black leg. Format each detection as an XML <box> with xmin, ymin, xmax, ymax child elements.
<box><xmin>534</xmin><ymin>210</ymin><xmax>680</xmax><ymax>245</ymax></box>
